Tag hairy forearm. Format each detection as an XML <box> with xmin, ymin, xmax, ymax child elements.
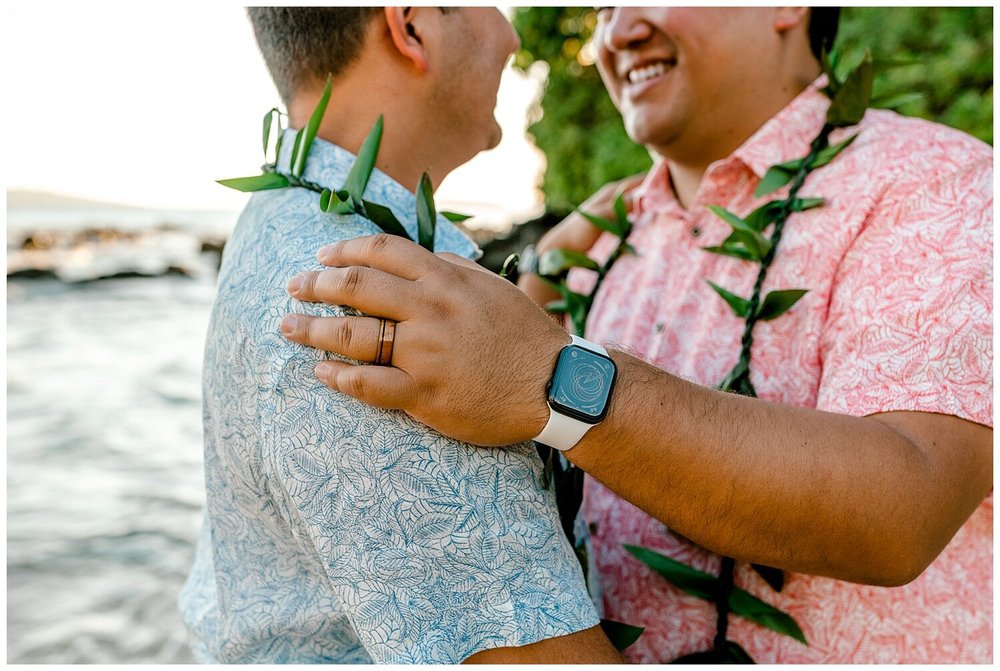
<box><xmin>566</xmin><ymin>350</ymin><xmax>989</xmax><ymax>586</ymax></box>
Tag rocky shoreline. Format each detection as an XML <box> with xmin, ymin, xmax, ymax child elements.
<box><xmin>6</xmin><ymin>212</ymin><xmax>563</xmax><ymax>284</ymax></box>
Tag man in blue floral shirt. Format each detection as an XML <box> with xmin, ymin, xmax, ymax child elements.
<box><xmin>178</xmin><ymin>7</ymin><xmax>619</xmax><ymax>664</ymax></box>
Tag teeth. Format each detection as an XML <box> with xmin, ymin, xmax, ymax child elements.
<box><xmin>628</xmin><ymin>62</ymin><xmax>669</xmax><ymax>85</ymax></box>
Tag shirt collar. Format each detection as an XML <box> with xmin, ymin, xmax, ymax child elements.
<box><xmin>276</xmin><ymin>129</ymin><xmax>481</xmax><ymax>260</ymax></box>
<box><xmin>732</xmin><ymin>75</ymin><xmax>830</xmax><ymax>180</ymax></box>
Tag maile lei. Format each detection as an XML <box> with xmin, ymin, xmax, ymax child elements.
<box><xmin>219</xmin><ymin>75</ymin><xmax>464</xmax><ymax>253</ymax></box>
<box><xmin>524</xmin><ymin>51</ymin><xmax>875</xmax><ymax>661</ymax></box>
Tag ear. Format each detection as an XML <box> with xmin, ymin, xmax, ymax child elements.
<box><xmin>384</xmin><ymin>7</ymin><xmax>429</xmax><ymax>73</ymax></box>
<box><xmin>773</xmin><ymin>7</ymin><xmax>809</xmax><ymax>33</ymax></box>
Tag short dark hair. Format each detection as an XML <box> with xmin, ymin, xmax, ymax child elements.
<box><xmin>246</xmin><ymin>7</ymin><xmax>382</xmax><ymax>105</ymax></box>
<box><xmin>808</xmin><ymin>7</ymin><xmax>841</xmax><ymax>61</ymax></box>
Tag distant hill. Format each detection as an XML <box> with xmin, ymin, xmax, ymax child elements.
<box><xmin>7</xmin><ymin>190</ymin><xmax>141</xmax><ymax>210</ymax></box>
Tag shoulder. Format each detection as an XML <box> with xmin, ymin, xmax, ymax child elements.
<box><xmin>843</xmin><ymin>109</ymin><xmax>991</xmax><ymax>185</ymax></box>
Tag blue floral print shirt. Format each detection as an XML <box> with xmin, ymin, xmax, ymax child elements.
<box><xmin>178</xmin><ymin>132</ymin><xmax>599</xmax><ymax>663</ymax></box>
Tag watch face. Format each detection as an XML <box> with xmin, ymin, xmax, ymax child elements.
<box><xmin>548</xmin><ymin>345</ymin><xmax>617</xmax><ymax>423</ymax></box>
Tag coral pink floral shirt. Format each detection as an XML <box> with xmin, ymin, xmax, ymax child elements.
<box><xmin>572</xmin><ymin>82</ymin><xmax>993</xmax><ymax>663</ymax></box>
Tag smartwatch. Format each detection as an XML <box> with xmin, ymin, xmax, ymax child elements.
<box><xmin>534</xmin><ymin>335</ymin><xmax>618</xmax><ymax>452</ymax></box>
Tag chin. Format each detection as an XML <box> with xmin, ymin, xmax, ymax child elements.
<box><xmin>623</xmin><ymin>113</ymin><xmax>675</xmax><ymax>150</ymax></box>
<box><xmin>484</xmin><ymin>121</ymin><xmax>503</xmax><ymax>151</ymax></box>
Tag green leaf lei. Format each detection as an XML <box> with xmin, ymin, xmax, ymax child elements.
<box><xmin>219</xmin><ymin>75</ymin><xmax>471</xmax><ymax>250</ymax></box>
<box><xmin>521</xmin><ymin>51</ymin><xmax>877</xmax><ymax>660</ymax></box>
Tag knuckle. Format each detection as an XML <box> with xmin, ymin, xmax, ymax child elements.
<box><xmin>301</xmin><ymin>271</ymin><xmax>319</xmax><ymax>297</ymax></box>
<box><xmin>344</xmin><ymin>369</ymin><xmax>367</xmax><ymax>399</ymax></box>
<box><xmin>365</xmin><ymin>233</ymin><xmax>393</xmax><ymax>258</ymax></box>
<box><xmin>337</xmin><ymin>319</ymin><xmax>355</xmax><ymax>354</ymax></box>
<box><xmin>340</xmin><ymin>266</ymin><xmax>364</xmax><ymax>297</ymax></box>
<box><xmin>297</xmin><ymin>315</ymin><xmax>313</xmax><ymax>341</ymax></box>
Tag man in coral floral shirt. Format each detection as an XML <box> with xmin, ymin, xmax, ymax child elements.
<box><xmin>281</xmin><ymin>7</ymin><xmax>992</xmax><ymax>663</ymax></box>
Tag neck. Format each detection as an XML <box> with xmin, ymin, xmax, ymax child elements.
<box><xmin>664</xmin><ymin>64</ymin><xmax>821</xmax><ymax>209</ymax></box>
<box><xmin>288</xmin><ymin>74</ymin><xmax>459</xmax><ymax>193</ymax></box>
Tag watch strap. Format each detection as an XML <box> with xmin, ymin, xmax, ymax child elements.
<box><xmin>534</xmin><ymin>336</ymin><xmax>610</xmax><ymax>452</ymax></box>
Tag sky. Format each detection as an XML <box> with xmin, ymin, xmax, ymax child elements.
<box><xmin>4</xmin><ymin>3</ymin><xmax>548</xmax><ymax>228</ymax></box>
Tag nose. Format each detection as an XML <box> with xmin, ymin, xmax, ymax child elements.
<box><xmin>598</xmin><ymin>7</ymin><xmax>652</xmax><ymax>53</ymax></box>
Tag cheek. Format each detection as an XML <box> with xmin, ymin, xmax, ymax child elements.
<box><xmin>595</xmin><ymin>57</ymin><xmax>622</xmax><ymax>109</ymax></box>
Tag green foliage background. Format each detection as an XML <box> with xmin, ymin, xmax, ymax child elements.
<box><xmin>512</xmin><ymin>7</ymin><xmax>993</xmax><ymax>212</ymax></box>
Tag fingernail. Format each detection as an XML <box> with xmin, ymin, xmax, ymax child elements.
<box><xmin>315</xmin><ymin>361</ymin><xmax>333</xmax><ymax>379</ymax></box>
<box><xmin>287</xmin><ymin>274</ymin><xmax>304</xmax><ymax>295</ymax></box>
<box><xmin>317</xmin><ymin>244</ymin><xmax>336</xmax><ymax>263</ymax></box>
<box><xmin>281</xmin><ymin>315</ymin><xmax>298</xmax><ymax>336</ymax></box>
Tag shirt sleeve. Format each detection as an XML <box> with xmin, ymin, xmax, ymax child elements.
<box><xmin>816</xmin><ymin>158</ymin><xmax>992</xmax><ymax>427</ymax></box>
<box><xmin>257</xmin><ymin>300</ymin><xmax>599</xmax><ymax>663</ymax></box>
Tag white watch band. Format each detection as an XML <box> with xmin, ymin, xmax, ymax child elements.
<box><xmin>534</xmin><ymin>336</ymin><xmax>609</xmax><ymax>452</ymax></box>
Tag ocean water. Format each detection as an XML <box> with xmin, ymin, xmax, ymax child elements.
<box><xmin>5</xmin><ymin>202</ymin><xmax>512</xmax><ymax>663</ymax></box>
<box><xmin>7</xmin><ymin>274</ymin><xmax>216</xmax><ymax>663</ymax></box>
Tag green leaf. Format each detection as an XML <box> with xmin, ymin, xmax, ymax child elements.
<box><xmin>288</xmin><ymin>129</ymin><xmax>303</xmax><ymax>175</ymax></box>
<box><xmin>624</xmin><ymin>545</ymin><xmax>718</xmax><ymax>600</ymax></box>
<box><xmin>342</xmin><ymin>114</ymin><xmax>384</xmax><ymax>207</ymax></box>
<box><xmin>359</xmin><ymin>199</ymin><xmax>412</xmax><ymax>241</ymax></box>
<box><xmin>415</xmin><ymin>172</ymin><xmax>436</xmax><ymax>251</ymax></box>
<box><xmin>756</xmin><ymin>289</ymin><xmax>808</xmax><ymax>321</ymax></box>
<box><xmin>613</xmin><ymin>192</ymin><xmax>629</xmax><ymax>229</ymax></box>
<box><xmin>703</xmin><ymin>243</ymin><xmax>757</xmax><ymax>262</ymax></box>
<box><xmin>566</xmin><ymin>289</ymin><xmax>592</xmax><ymax>337</ymax></box>
<box><xmin>319</xmin><ymin>188</ymin><xmax>352</xmax><ymax>213</ymax></box>
<box><xmin>790</xmin><ymin>197</ymin><xmax>824</xmax><ymax>212</ymax></box>
<box><xmin>752</xmin><ymin>563</ymin><xmax>785</xmax><ymax>592</ymax></box>
<box><xmin>538</xmin><ymin>248</ymin><xmax>600</xmax><ymax>276</ymax></box>
<box><xmin>719</xmin><ymin>357</ymin><xmax>754</xmax><ymax>396</ymax></box>
<box><xmin>217</xmin><ymin>173</ymin><xmax>290</xmax><ymax>192</ymax></box>
<box><xmin>440</xmin><ymin>210</ymin><xmax>473</xmax><ymax>223</ymax></box>
<box><xmin>292</xmin><ymin>76</ymin><xmax>333</xmax><ymax>176</ymax></box>
<box><xmin>706</xmin><ymin>280</ymin><xmax>751</xmax><ymax>318</ymax></box>
<box><xmin>577</xmin><ymin>208</ymin><xmax>624</xmax><ymax>237</ymax></box>
<box><xmin>707</xmin><ymin>205</ymin><xmax>771</xmax><ymax>260</ymax></box>
<box><xmin>547</xmin><ymin>287</ymin><xmax>590</xmax><ymax>335</ymax></box>
<box><xmin>721</xmin><ymin>640</ymin><xmax>756</xmax><ymax>663</ymax></box>
<box><xmin>826</xmin><ymin>51</ymin><xmax>873</xmax><ymax>127</ymax></box>
<box><xmin>262</xmin><ymin>108</ymin><xmax>276</xmax><ymax>157</ymax></box>
<box><xmin>626</xmin><ymin>545</ymin><xmax>804</xmax><ymax>646</ymax></box>
<box><xmin>729</xmin><ymin>588</ymin><xmax>807</xmax><ymax>644</ymax></box>
<box><xmin>274</xmin><ymin>118</ymin><xmax>285</xmax><ymax>166</ymax></box>
<box><xmin>755</xmin><ymin>166</ymin><xmax>797</xmax><ymax>197</ymax></box>
<box><xmin>672</xmin><ymin>641</ymin><xmax>755</xmax><ymax>664</ymax></box>
<box><xmin>499</xmin><ymin>253</ymin><xmax>519</xmax><ymax>280</ymax></box>
<box><xmin>600</xmin><ymin>618</ymin><xmax>645</xmax><ymax>652</ymax></box>
<box><xmin>820</xmin><ymin>45</ymin><xmax>842</xmax><ymax>97</ymax></box>
<box><xmin>569</xmin><ymin>301</ymin><xmax>589</xmax><ymax>336</ymax></box>
<box><xmin>545</xmin><ymin>298</ymin><xmax>569</xmax><ymax>314</ymax></box>
<box><xmin>744</xmin><ymin>200</ymin><xmax>784</xmax><ymax>231</ymax></box>
<box><xmin>810</xmin><ymin>133</ymin><xmax>859</xmax><ymax>170</ymax></box>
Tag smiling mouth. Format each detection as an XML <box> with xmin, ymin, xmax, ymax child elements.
<box><xmin>627</xmin><ymin>60</ymin><xmax>674</xmax><ymax>85</ymax></box>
